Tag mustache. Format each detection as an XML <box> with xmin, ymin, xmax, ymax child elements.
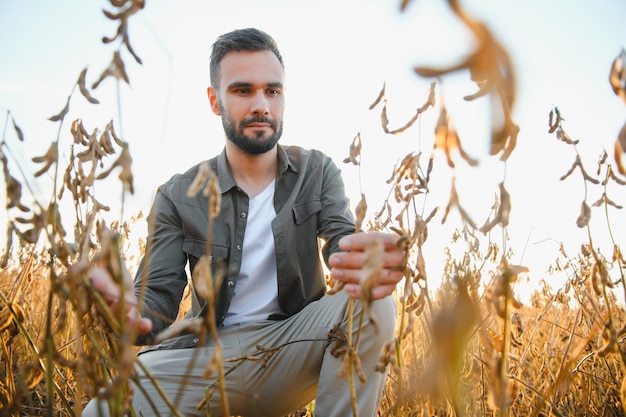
<box><xmin>240</xmin><ymin>116</ymin><xmax>277</xmax><ymax>130</ymax></box>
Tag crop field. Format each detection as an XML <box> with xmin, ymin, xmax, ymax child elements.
<box><xmin>1</xmin><ymin>0</ymin><xmax>626</xmax><ymax>416</ymax></box>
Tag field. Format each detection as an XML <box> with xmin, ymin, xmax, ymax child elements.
<box><xmin>2</xmin><ymin>0</ymin><xmax>626</xmax><ymax>416</ymax></box>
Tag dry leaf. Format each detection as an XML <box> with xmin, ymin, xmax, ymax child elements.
<box><xmin>188</xmin><ymin>161</ymin><xmax>210</xmax><ymax>198</ymax></box>
<box><xmin>388</xmin><ymin>152</ymin><xmax>421</xmax><ymax>185</ymax></box>
<box><xmin>620</xmin><ymin>368</ymin><xmax>626</xmax><ymax>410</ymax></box>
<box><xmin>548</xmin><ymin>107</ymin><xmax>563</xmax><ymax>134</ymax></box>
<box><xmin>95</xmin><ymin>143</ymin><xmax>134</xmax><ymax>194</ymax></box>
<box><xmin>400</xmin><ymin>0</ymin><xmax>412</xmax><ymax>12</ymax></box>
<box><xmin>433</xmin><ymin>103</ymin><xmax>478</xmax><ymax>168</ymax></box>
<box><xmin>98</xmin><ymin>130</ymin><xmax>116</xmax><ymax>155</ymax></box>
<box><xmin>5</xmin><ymin>175</ymin><xmax>30</xmax><ymax>212</ymax></box>
<box><xmin>206</xmin><ymin>170</ymin><xmax>221</xmax><ymax>219</ymax></box>
<box><xmin>381</xmin><ymin>103</ymin><xmax>391</xmax><ymax>133</ymax></box>
<box><xmin>78</xmin><ymin>67</ymin><xmax>100</xmax><ymax>104</ymax></box>
<box><xmin>92</xmin><ymin>51</ymin><xmax>130</xmax><ymax>89</ymax></box>
<box><xmin>615</xmin><ymin>121</ymin><xmax>626</xmax><ymax>176</ymax></box>
<box><xmin>382</xmin><ymin>84</ymin><xmax>436</xmax><ymax>135</ymax></box>
<box><xmin>32</xmin><ymin>142</ymin><xmax>58</xmax><ymax>177</ymax></box>
<box><xmin>154</xmin><ymin>317</ymin><xmax>204</xmax><ymax>344</ymax></box>
<box><xmin>202</xmin><ymin>344</ymin><xmax>221</xmax><ymax>378</ymax></box>
<box><xmin>493</xmin><ymin>120</ymin><xmax>519</xmax><ymax>161</ymax></box>
<box><xmin>354</xmin><ymin>194</ymin><xmax>367</xmax><ymax>233</ymax></box>
<box><xmin>431</xmin><ymin>278</ymin><xmax>477</xmax><ymax>369</ymax></box>
<box><xmin>369</xmin><ymin>82</ymin><xmax>386</xmax><ymax>110</ymax></box>
<box><xmin>71</xmin><ymin>119</ymin><xmax>90</xmax><ymax>145</ymax></box>
<box><xmin>441</xmin><ymin>177</ymin><xmax>477</xmax><ymax>229</ymax></box>
<box><xmin>193</xmin><ymin>255</ymin><xmax>214</xmax><ymax>303</ymax></box>
<box><xmin>0</xmin><ymin>224</ymin><xmax>14</xmax><ymax>268</ymax></box>
<box><xmin>556</xmin><ymin>127</ymin><xmax>579</xmax><ymax>145</ymax></box>
<box><xmin>415</xmin><ymin>6</ymin><xmax>517</xmax><ymax>161</ymax></box>
<box><xmin>353</xmin><ymin>354</ymin><xmax>367</xmax><ymax>384</ymax></box>
<box><xmin>343</xmin><ymin>133</ymin><xmax>362</xmax><ymax>165</ymax></box>
<box><xmin>591</xmin><ymin>192</ymin><xmax>623</xmax><ymax>209</ymax></box>
<box><xmin>12</xmin><ymin>117</ymin><xmax>24</xmax><ymax>142</ymax></box>
<box><xmin>597</xmin><ymin>323</ymin><xmax>617</xmax><ymax>357</ymax></box>
<box><xmin>609</xmin><ymin>48</ymin><xmax>626</xmax><ymax>105</ymax></box>
<box><xmin>480</xmin><ymin>183</ymin><xmax>511</xmax><ymax>234</ymax></box>
<box><xmin>106</xmin><ymin>120</ymin><xmax>124</xmax><ymax>146</ymax></box>
<box><xmin>598</xmin><ymin>149</ymin><xmax>608</xmax><ymax>176</ymax></box>
<box><xmin>48</xmin><ymin>98</ymin><xmax>70</xmax><ymax>122</ymax></box>
<box><xmin>15</xmin><ymin>211</ymin><xmax>46</xmax><ymax>244</ymax></box>
<box><xmin>484</xmin><ymin>327</ymin><xmax>504</xmax><ymax>353</ymax></box>
<box><xmin>576</xmin><ymin>201</ymin><xmax>591</xmax><ymax>228</ymax></box>
<box><xmin>374</xmin><ymin>201</ymin><xmax>392</xmax><ymax>229</ymax></box>
<box><xmin>421</xmin><ymin>81</ymin><xmax>437</xmax><ymax>113</ymax></box>
<box><xmin>101</xmin><ymin>0</ymin><xmax>145</xmax><ymax>64</ymax></box>
<box><xmin>559</xmin><ymin>155</ymin><xmax>598</xmax><ymax>184</ymax></box>
<box><xmin>76</xmin><ymin>129</ymin><xmax>99</xmax><ymax>162</ymax></box>
<box><xmin>47</xmin><ymin>201</ymin><xmax>67</xmax><ymax>238</ymax></box>
<box><xmin>360</xmin><ymin>239</ymin><xmax>385</xmax><ymax>305</ymax></box>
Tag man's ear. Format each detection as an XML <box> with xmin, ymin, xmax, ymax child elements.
<box><xmin>207</xmin><ymin>87</ymin><xmax>221</xmax><ymax>115</ymax></box>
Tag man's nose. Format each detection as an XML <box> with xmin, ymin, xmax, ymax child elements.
<box><xmin>251</xmin><ymin>91</ymin><xmax>270</xmax><ymax>116</ymax></box>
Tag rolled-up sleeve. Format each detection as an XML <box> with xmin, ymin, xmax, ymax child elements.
<box><xmin>134</xmin><ymin>187</ymin><xmax>190</xmax><ymax>344</ymax></box>
<box><xmin>317</xmin><ymin>155</ymin><xmax>355</xmax><ymax>264</ymax></box>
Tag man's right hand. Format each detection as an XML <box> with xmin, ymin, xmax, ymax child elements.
<box><xmin>87</xmin><ymin>266</ymin><xmax>153</xmax><ymax>337</ymax></box>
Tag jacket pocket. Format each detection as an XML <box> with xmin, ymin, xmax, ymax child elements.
<box><xmin>183</xmin><ymin>239</ymin><xmax>230</xmax><ymax>285</ymax></box>
<box><xmin>182</xmin><ymin>240</ymin><xmax>230</xmax><ymax>321</ymax></box>
<box><xmin>292</xmin><ymin>199</ymin><xmax>322</xmax><ymax>225</ymax></box>
<box><xmin>292</xmin><ymin>199</ymin><xmax>322</xmax><ymax>256</ymax></box>
<box><xmin>183</xmin><ymin>239</ymin><xmax>229</xmax><ymax>264</ymax></box>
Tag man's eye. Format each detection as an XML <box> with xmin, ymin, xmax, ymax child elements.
<box><xmin>235</xmin><ymin>88</ymin><xmax>250</xmax><ymax>94</ymax></box>
<box><xmin>267</xmin><ymin>89</ymin><xmax>280</xmax><ymax>95</ymax></box>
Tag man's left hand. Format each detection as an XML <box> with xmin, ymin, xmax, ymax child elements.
<box><xmin>328</xmin><ymin>231</ymin><xmax>405</xmax><ymax>300</ymax></box>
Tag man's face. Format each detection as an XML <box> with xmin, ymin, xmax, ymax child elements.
<box><xmin>210</xmin><ymin>50</ymin><xmax>285</xmax><ymax>155</ymax></box>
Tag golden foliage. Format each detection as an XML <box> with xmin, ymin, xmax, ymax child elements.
<box><xmin>2</xmin><ymin>1</ymin><xmax>626</xmax><ymax>416</ymax></box>
<box><xmin>609</xmin><ymin>49</ymin><xmax>626</xmax><ymax>175</ymax></box>
<box><xmin>414</xmin><ymin>0</ymin><xmax>519</xmax><ymax>162</ymax></box>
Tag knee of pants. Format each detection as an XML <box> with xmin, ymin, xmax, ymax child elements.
<box><xmin>373</xmin><ymin>296</ymin><xmax>397</xmax><ymax>338</ymax></box>
<box><xmin>355</xmin><ymin>296</ymin><xmax>397</xmax><ymax>344</ymax></box>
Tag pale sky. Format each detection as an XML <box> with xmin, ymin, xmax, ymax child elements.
<box><xmin>1</xmin><ymin>0</ymin><xmax>625</xmax><ymax>295</ymax></box>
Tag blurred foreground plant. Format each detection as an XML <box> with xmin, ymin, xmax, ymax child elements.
<box><xmin>2</xmin><ymin>1</ymin><xmax>626</xmax><ymax>416</ymax></box>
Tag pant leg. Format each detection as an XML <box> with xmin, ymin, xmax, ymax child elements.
<box><xmin>82</xmin><ymin>326</ymin><xmax>249</xmax><ymax>417</ymax></box>
<box><xmin>83</xmin><ymin>291</ymin><xmax>396</xmax><ymax>417</ymax></box>
<box><xmin>313</xmin><ymin>293</ymin><xmax>396</xmax><ymax>417</ymax></box>
<box><xmin>238</xmin><ymin>291</ymin><xmax>396</xmax><ymax>417</ymax></box>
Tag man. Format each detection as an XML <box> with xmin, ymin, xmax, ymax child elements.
<box><xmin>84</xmin><ymin>28</ymin><xmax>404</xmax><ymax>417</ymax></box>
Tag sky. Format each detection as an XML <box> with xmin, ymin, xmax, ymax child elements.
<box><xmin>1</xmin><ymin>0</ymin><xmax>625</xmax><ymax>297</ymax></box>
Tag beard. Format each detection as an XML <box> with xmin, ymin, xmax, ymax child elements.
<box><xmin>221</xmin><ymin>112</ymin><xmax>283</xmax><ymax>155</ymax></box>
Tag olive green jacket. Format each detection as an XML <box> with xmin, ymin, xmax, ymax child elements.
<box><xmin>134</xmin><ymin>144</ymin><xmax>355</xmax><ymax>347</ymax></box>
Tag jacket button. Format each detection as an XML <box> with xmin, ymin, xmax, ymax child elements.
<box><xmin>193</xmin><ymin>337</ymin><xmax>199</xmax><ymax>344</ymax></box>
<box><xmin>240</xmin><ymin>212</ymin><xmax>247</xmax><ymax>218</ymax></box>
<box><xmin>227</xmin><ymin>280</ymin><xmax>235</xmax><ymax>287</ymax></box>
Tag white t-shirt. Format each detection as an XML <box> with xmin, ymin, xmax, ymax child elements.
<box><xmin>223</xmin><ymin>180</ymin><xmax>281</xmax><ymax>326</ymax></box>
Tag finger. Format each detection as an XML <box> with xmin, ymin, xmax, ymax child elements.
<box><xmin>137</xmin><ymin>318</ymin><xmax>153</xmax><ymax>336</ymax></box>
<box><xmin>88</xmin><ymin>266</ymin><xmax>151</xmax><ymax>336</ymax></box>
<box><xmin>338</xmin><ymin>231</ymin><xmax>399</xmax><ymax>251</ymax></box>
<box><xmin>331</xmin><ymin>267</ymin><xmax>404</xmax><ymax>285</ymax></box>
<box><xmin>88</xmin><ymin>266</ymin><xmax>121</xmax><ymax>304</ymax></box>
<box><xmin>344</xmin><ymin>283</ymin><xmax>397</xmax><ymax>300</ymax></box>
<box><xmin>125</xmin><ymin>308</ymin><xmax>153</xmax><ymax>336</ymax></box>
<box><xmin>369</xmin><ymin>284</ymin><xmax>397</xmax><ymax>300</ymax></box>
<box><xmin>329</xmin><ymin>249</ymin><xmax>405</xmax><ymax>270</ymax></box>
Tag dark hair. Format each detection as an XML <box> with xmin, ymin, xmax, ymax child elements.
<box><xmin>209</xmin><ymin>28</ymin><xmax>284</xmax><ymax>89</ymax></box>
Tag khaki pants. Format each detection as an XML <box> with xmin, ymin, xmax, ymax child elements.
<box><xmin>83</xmin><ymin>291</ymin><xmax>396</xmax><ymax>417</ymax></box>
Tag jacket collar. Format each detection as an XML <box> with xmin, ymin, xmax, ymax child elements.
<box><xmin>214</xmin><ymin>144</ymin><xmax>298</xmax><ymax>194</ymax></box>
